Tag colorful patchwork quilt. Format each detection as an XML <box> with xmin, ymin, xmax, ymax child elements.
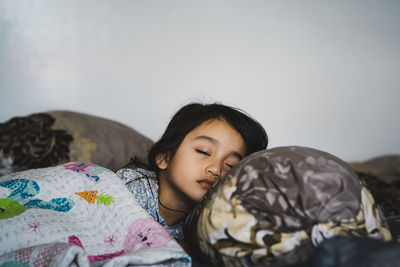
<box><xmin>0</xmin><ymin>163</ymin><xmax>191</xmax><ymax>267</ymax></box>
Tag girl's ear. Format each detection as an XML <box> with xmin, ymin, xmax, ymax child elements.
<box><xmin>156</xmin><ymin>153</ymin><xmax>169</xmax><ymax>170</ymax></box>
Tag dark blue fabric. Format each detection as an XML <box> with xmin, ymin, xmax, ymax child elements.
<box><xmin>311</xmin><ymin>236</ymin><xmax>400</xmax><ymax>267</ymax></box>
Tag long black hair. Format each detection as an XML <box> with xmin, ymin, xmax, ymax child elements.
<box><xmin>147</xmin><ymin>102</ymin><xmax>268</xmax><ymax>172</ymax></box>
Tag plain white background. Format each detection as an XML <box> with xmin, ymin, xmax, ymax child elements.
<box><xmin>1</xmin><ymin>0</ymin><xmax>399</xmax><ymax>162</ymax></box>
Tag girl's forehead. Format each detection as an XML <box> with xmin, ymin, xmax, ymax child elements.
<box><xmin>188</xmin><ymin>119</ymin><xmax>245</xmax><ymax>146</ymax></box>
<box><xmin>190</xmin><ymin>118</ymin><xmax>234</xmax><ymax>133</ymax></box>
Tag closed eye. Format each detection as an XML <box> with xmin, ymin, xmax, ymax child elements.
<box><xmin>225</xmin><ymin>163</ymin><xmax>234</xmax><ymax>169</ymax></box>
<box><xmin>196</xmin><ymin>149</ymin><xmax>210</xmax><ymax>156</ymax></box>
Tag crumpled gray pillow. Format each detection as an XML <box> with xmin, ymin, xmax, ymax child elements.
<box><xmin>184</xmin><ymin>146</ymin><xmax>390</xmax><ymax>267</ymax></box>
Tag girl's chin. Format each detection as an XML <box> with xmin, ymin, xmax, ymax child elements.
<box><xmin>189</xmin><ymin>193</ymin><xmax>207</xmax><ymax>203</ymax></box>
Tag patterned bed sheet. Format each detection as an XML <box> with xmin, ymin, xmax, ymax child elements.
<box><xmin>0</xmin><ymin>162</ymin><xmax>191</xmax><ymax>267</ymax></box>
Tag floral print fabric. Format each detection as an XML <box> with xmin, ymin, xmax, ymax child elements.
<box><xmin>184</xmin><ymin>146</ymin><xmax>391</xmax><ymax>266</ymax></box>
<box><xmin>116</xmin><ymin>168</ymin><xmax>184</xmax><ymax>240</ymax></box>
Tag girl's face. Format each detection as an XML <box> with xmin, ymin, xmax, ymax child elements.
<box><xmin>157</xmin><ymin>119</ymin><xmax>246</xmax><ymax>203</ymax></box>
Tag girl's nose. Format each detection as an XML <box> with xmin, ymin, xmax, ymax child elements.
<box><xmin>206</xmin><ymin>163</ymin><xmax>222</xmax><ymax>178</ymax></box>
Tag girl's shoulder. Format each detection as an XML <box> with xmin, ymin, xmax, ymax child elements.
<box><xmin>115</xmin><ymin>167</ymin><xmax>159</xmax><ymax>211</ymax></box>
<box><xmin>116</xmin><ymin>167</ymin><xmax>184</xmax><ymax>241</ymax></box>
<box><xmin>116</xmin><ymin>167</ymin><xmax>157</xmax><ymax>184</ymax></box>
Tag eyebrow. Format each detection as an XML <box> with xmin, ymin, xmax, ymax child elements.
<box><xmin>193</xmin><ymin>135</ymin><xmax>244</xmax><ymax>160</ymax></box>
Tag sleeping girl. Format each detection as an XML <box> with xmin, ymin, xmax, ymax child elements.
<box><xmin>115</xmin><ymin>102</ymin><xmax>268</xmax><ymax>242</ymax></box>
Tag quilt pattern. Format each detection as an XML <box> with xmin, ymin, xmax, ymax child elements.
<box><xmin>0</xmin><ymin>162</ymin><xmax>191</xmax><ymax>267</ymax></box>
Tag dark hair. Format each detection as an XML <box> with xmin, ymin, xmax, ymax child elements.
<box><xmin>147</xmin><ymin>102</ymin><xmax>268</xmax><ymax>172</ymax></box>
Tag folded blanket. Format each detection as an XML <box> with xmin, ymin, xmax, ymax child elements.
<box><xmin>0</xmin><ymin>163</ymin><xmax>190</xmax><ymax>267</ymax></box>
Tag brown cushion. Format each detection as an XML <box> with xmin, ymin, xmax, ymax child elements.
<box><xmin>349</xmin><ymin>155</ymin><xmax>400</xmax><ymax>217</ymax></box>
<box><xmin>0</xmin><ymin>111</ymin><xmax>153</xmax><ymax>175</ymax></box>
<box><xmin>349</xmin><ymin>155</ymin><xmax>400</xmax><ymax>184</ymax></box>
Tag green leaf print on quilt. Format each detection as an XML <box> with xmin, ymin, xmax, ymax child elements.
<box><xmin>96</xmin><ymin>192</ymin><xmax>115</xmax><ymax>206</ymax></box>
<box><xmin>0</xmin><ymin>198</ymin><xmax>27</xmax><ymax>219</ymax></box>
<box><xmin>0</xmin><ymin>179</ymin><xmax>74</xmax><ymax>219</ymax></box>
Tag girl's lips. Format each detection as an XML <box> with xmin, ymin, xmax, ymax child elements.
<box><xmin>197</xmin><ymin>179</ymin><xmax>215</xmax><ymax>189</ymax></box>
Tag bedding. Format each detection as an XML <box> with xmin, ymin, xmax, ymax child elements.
<box><xmin>184</xmin><ymin>146</ymin><xmax>392</xmax><ymax>267</ymax></box>
<box><xmin>0</xmin><ymin>162</ymin><xmax>190</xmax><ymax>266</ymax></box>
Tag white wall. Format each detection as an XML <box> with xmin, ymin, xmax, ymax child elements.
<box><xmin>1</xmin><ymin>0</ymin><xmax>399</xmax><ymax>162</ymax></box>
